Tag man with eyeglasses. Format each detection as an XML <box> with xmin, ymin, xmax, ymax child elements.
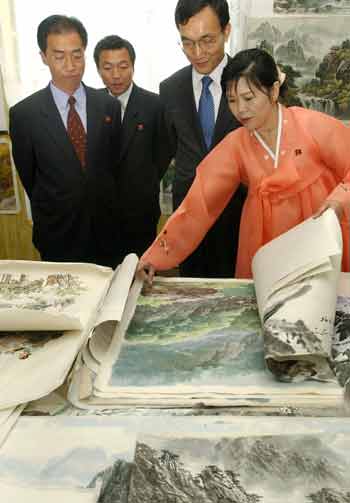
<box><xmin>160</xmin><ymin>0</ymin><xmax>246</xmax><ymax>278</ymax></box>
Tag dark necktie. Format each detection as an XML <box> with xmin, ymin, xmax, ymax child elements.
<box><xmin>198</xmin><ymin>76</ymin><xmax>215</xmax><ymax>150</ymax></box>
<box><xmin>67</xmin><ymin>95</ymin><xmax>87</xmax><ymax>168</ymax></box>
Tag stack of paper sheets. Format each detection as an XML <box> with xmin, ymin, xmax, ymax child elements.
<box><xmin>69</xmin><ymin>210</ymin><xmax>349</xmax><ymax>410</ymax></box>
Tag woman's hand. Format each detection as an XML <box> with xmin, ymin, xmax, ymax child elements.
<box><xmin>314</xmin><ymin>200</ymin><xmax>343</xmax><ymax>223</ymax></box>
<box><xmin>136</xmin><ymin>260</ymin><xmax>156</xmax><ymax>285</ymax></box>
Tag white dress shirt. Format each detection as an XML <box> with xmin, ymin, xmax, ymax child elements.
<box><xmin>50</xmin><ymin>82</ymin><xmax>87</xmax><ymax>131</ymax></box>
<box><xmin>192</xmin><ymin>54</ymin><xmax>228</xmax><ymax>121</ymax></box>
<box><xmin>109</xmin><ymin>83</ymin><xmax>133</xmax><ymax>121</ymax></box>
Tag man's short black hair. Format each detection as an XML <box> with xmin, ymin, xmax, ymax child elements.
<box><xmin>93</xmin><ymin>35</ymin><xmax>136</xmax><ymax>68</ymax></box>
<box><xmin>175</xmin><ymin>0</ymin><xmax>230</xmax><ymax>29</ymax></box>
<box><xmin>37</xmin><ymin>15</ymin><xmax>88</xmax><ymax>53</ymax></box>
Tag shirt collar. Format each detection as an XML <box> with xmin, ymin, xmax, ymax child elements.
<box><xmin>116</xmin><ymin>82</ymin><xmax>133</xmax><ymax>111</ymax></box>
<box><xmin>192</xmin><ymin>53</ymin><xmax>228</xmax><ymax>88</ymax></box>
<box><xmin>50</xmin><ymin>82</ymin><xmax>86</xmax><ymax>111</ymax></box>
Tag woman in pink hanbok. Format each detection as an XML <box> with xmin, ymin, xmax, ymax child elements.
<box><xmin>138</xmin><ymin>48</ymin><xmax>350</xmax><ymax>280</ymax></box>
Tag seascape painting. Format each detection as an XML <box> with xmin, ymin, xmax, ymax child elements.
<box><xmin>274</xmin><ymin>0</ymin><xmax>350</xmax><ymax>14</ymax></box>
<box><xmin>0</xmin><ymin>135</ymin><xmax>20</xmax><ymax>214</ymax></box>
<box><xmin>129</xmin><ymin>432</ymin><xmax>350</xmax><ymax>503</ymax></box>
<box><xmin>247</xmin><ymin>16</ymin><xmax>350</xmax><ymax>119</ymax></box>
<box><xmin>106</xmin><ymin>279</ymin><xmax>264</xmax><ymax>388</ymax></box>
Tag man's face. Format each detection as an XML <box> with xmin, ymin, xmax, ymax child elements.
<box><xmin>41</xmin><ymin>31</ymin><xmax>85</xmax><ymax>92</ymax></box>
<box><xmin>97</xmin><ymin>48</ymin><xmax>134</xmax><ymax>97</ymax></box>
<box><xmin>178</xmin><ymin>5</ymin><xmax>230</xmax><ymax>75</ymax></box>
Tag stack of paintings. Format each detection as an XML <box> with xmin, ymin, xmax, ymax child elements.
<box><xmin>69</xmin><ymin>212</ymin><xmax>349</xmax><ymax>410</ymax></box>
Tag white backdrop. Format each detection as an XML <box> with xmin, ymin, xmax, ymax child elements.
<box><xmin>9</xmin><ymin>0</ymin><xmax>274</xmax><ymax>104</ymax></box>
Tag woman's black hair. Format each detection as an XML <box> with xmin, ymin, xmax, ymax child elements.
<box><xmin>222</xmin><ymin>48</ymin><xmax>287</xmax><ymax>97</ymax></box>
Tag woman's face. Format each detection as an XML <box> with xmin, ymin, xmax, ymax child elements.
<box><xmin>226</xmin><ymin>77</ymin><xmax>278</xmax><ymax>132</ymax></box>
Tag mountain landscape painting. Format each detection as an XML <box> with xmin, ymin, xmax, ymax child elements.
<box><xmin>0</xmin><ymin>417</ymin><xmax>136</xmax><ymax>494</ymax></box>
<box><xmin>107</xmin><ymin>279</ymin><xmax>264</xmax><ymax>388</ymax></box>
<box><xmin>274</xmin><ymin>0</ymin><xmax>350</xmax><ymax>14</ymax></box>
<box><xmin>247</xmin><ymin>16</ymin><xmax>350</xmax><ymax>119</ymax></box>
<box><xmin>129</xmin><ymin>432</ymin><xmax>350</xmax><ymax>503</ymax></box>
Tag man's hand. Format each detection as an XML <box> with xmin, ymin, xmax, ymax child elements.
<box><xmin>314</xmin><ymin>200</ymin><xmax>343</xmax><ymax>223</ymax></box>
<box><xmin>136</xmin><ymin>260</ymin><xmax>155</xmax><ymax>285</ymax></box>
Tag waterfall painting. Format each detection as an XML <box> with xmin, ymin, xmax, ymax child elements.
<box><xmin>274</xmin><ymin>0</ymin><xmax>350</xmax><ymax>14</ymax></box>
<box><xmin>247</xmin><ymin>16</ymin><xmax>350</xmax><ymax>120</ymax></box>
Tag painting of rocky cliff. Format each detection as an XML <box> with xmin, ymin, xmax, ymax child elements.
<box><xmin>247</xmin><ymin>16</ymin><xmax>350</xmax><ymax>119</ymax></box>
<box><xmin>274</xmin><ymin>0</ymin><xmax>350</xmax><ymax>14</ymax></box>
<box><xmin>129</xmin><ymin>433</ymin><xmax>350</xmax><ymax>503</ymax></box>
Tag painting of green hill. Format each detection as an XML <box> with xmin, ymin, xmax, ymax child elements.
<box><xmin>109</xmin><ymin>279</ymin><xmax>264</xmax><ymax>387</ymax></box>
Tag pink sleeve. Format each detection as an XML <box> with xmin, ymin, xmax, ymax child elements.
<box><xmin>310</xmin><ymin>111</ymin><xmax>350</xmax><ymax>220</ymax></box>
<box><xmin>141</xmin><ymin>132</ymin><xmax>243</xmax><ymax>270</ymax></box>
<box><xmin>327</xmin><ymin>182</ymin><xmax>350</xmax><ymax>221</ymax></box>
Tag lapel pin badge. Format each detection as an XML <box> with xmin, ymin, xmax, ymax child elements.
<box><xmin>137</xmin><ymin>123</ymin><xmax>144</xmax><ymax>131</ymax></box>
<box><xmin>105</xmin><ymin>116</ymin><xmax>112</xmax><ymax>123</ymax></box>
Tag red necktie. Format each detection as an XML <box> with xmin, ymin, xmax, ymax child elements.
<box><xmin>67</xmin><ymin>95</ymin><xmax>87</xmax><ymax>168</ymax></box>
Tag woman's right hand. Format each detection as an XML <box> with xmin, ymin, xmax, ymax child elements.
<box><xmin>136</xmin><ymin>260</ymin><xmax>156</xmax><ymax>285</ymax></box>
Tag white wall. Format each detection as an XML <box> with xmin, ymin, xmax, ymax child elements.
<box><xmin>11</xmin><ymin>0</ymin><xmax>274</xmax><ymax>103</ymax></box>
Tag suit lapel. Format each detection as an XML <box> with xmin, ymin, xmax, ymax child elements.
<box><xmin>85</xmin><ymin>86</ymin><xmax>101</xmax><ymax>168</ymax></box>
<box><xmin>39</xmin><ymin>86</ymin><xmax>78</xmax><ymax>163</ymax></box>
<box><xmin>120</xmin><ymin>85</ymin><xmax>140</xmax><ymax>160</ymax></box>
<box><xmin>180</xmin><ymin>67</ymin><xmax>207</xmax><ymax>154</ymax></box>
<box><xmin>211</xmin><ymin>93</ymin><xmax>235</xmax><ymax>147</ymax></box>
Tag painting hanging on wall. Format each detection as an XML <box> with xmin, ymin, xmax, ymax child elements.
<box><xmin>274</xmin><ymin>0</ymin><xmax>350</xmax><ymax>14</ymax></box>
<box><xmin>247</xmin><ymin>16</ymin><xmax>350</xmax><ymax>119</ymax></box>
<box><xmin>0</xmin><ymin>134</ymin><xmax>20</xmax><ymax>214</ymax></box>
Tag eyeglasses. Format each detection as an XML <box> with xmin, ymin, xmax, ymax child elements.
<box><xmin>178</xmin><ymin>32</ymin><xmax>223</xmax><ymax>53</ymax></box>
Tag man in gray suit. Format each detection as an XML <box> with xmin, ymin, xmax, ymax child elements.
<box><xmin>160</xmin><ymin>0</ymin><xmax>246</xmax><ymax>277</ymax></box>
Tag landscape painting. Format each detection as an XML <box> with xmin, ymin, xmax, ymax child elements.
<box><xmin>0</xmin><ymin>272</ymin><xmax>86</xmax><ymax>312</ymax></box>
<box><xmin>0</xmin><ymin>416</ymin><xmax>137</xmax><ymax>503</ymax></box>
<box><xmin>0</xmin><ymin>261</ymin><xmax>113</xmax><ymax>331</ymax></box>
<box><xmin>3</xmin><ymin>416</ymin><xmax>350</xmax><ymax>502</ymax></box>
<box><xmin>274</xmin><ymin>0</ymin><xmax>350</xmax><ymax>14</ymax></box>
<box><xmin>0</xmin><ymin>331</ymin><xmax>63</xmax><ymax>361</ymax></box>
<box><xmin>0</xmin><ymin>135</ymin><xmax>20</xmax><ymax>214</ymax></box>
<box><xmin>332</xmin><ymin>289</ymin><xmax>350</xmax><ymax>386</ymax></box>
<box><xmin>104</xmin><ymin>279</ymin><xmax>264</xmax><ymax>389</ymax></box>
<box><xmin>247</xmin><ymin>16</ymin><xmax>350</xmax><ymax>119</ymax></box>
<box><xmin>129</xmin><ymin>432</ymin><xmax>350</xmax><ymax>503</ymax></box>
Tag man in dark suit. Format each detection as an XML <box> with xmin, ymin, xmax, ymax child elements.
<box><xmin>160</xmin><ymin>0</ymin><xmax>246</xmax><ymax>278</ymax></box>
<box><xmin>94</xmin><ymin>35</ymin><xmax>169</xmax><ymax>263</ymax></box>
<box><xmin>9</xmin><ymin>15</ymin><xmax>121</xmax><ymax>267</ymax></box>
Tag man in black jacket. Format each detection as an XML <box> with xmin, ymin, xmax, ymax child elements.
<box><xmin>10</xmin><ymin>15</ymin><xmax>121</xmax><ymax>266</ymax></box>
<box><xmin>94</xmin><ymin>35</ymin><xmax>170</xmax><ymax>263</ymax></box>
<box><xmin>160</xmin><ymin>0</ymin><xmax>246</xmax><ymax>277</ymax></box>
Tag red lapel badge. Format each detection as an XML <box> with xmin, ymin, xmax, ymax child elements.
<box><xmin>137</xmin><ymin>123</ymin><xmax>144</xmax><ymax>131</ymax></box>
